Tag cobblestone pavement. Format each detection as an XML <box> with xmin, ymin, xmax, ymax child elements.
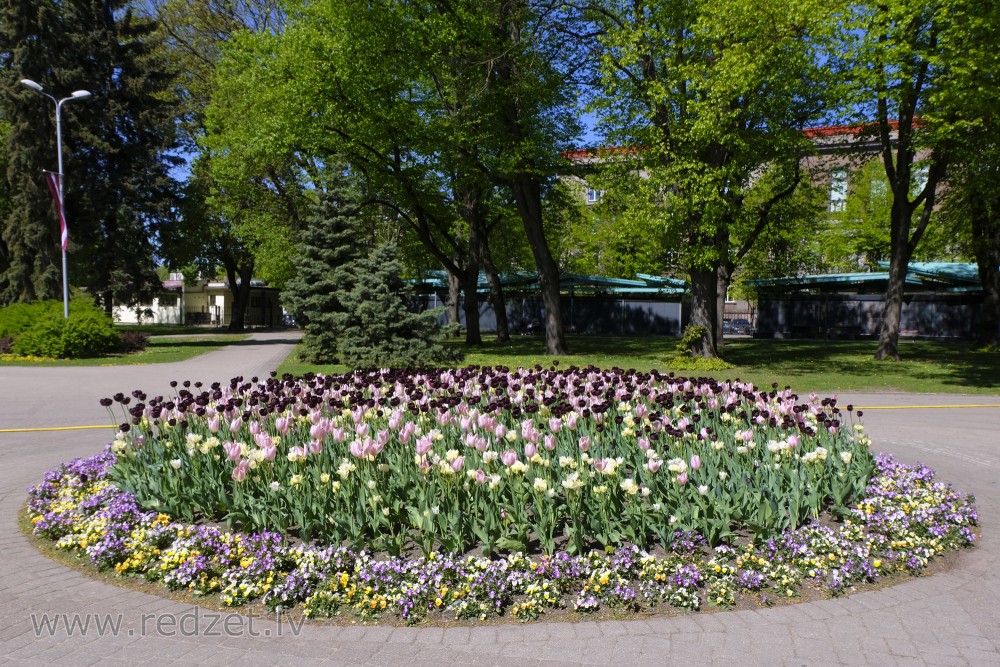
<box><xmin>2</xmin><ymin>335</ymin><xmax>998</xmax><ymax>665</ymax></box>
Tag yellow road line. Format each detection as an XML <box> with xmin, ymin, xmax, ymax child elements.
<box><xmin>854</xmin><ymin>404</ymin><xmax>1000</xmax><ymax>410</ymax></box>
<box><xmin>0</xmin><ymin>425</ymin><xmax>115</xmax><ymax>433</ymax></box>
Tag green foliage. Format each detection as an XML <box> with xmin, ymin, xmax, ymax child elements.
<box><xmin>11</xmin><ymin>300</ymin><xmax>122</xmax><ymax>358</ymax></box>
<box><xmin>0</xmin><ymin>0</ymin><xmax>180</xmax><ymax>309</ymax></box>
<box><xmin>0</xmin><ymin>300</ymin><xmax>63</xmax><ymax>340</ymax></box>
<box><xmin>334</xmin><ymin>242</ymin><xmax>459</xmax><ymax>369</ymax></box>
<box><xmin>282</xmin><ymin>178</ymin><xmax>363</xmax><ymax>364</ymax></box>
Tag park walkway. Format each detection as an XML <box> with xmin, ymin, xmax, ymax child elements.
<box><xmin>1</xmin><ymin>332</ymin><xmax>998</xmax><ymax>665</ymax></box>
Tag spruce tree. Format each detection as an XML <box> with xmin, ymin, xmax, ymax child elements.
<box><xmin>333</xmin><ymin>241</ymin><xmax>456</xmax><ymax>369</ymax></box>
<box><xmin>0</xmin><ymin>0</ymin><xmax>179</xmax><ymax>308</ymax></box>
<box><xmin>282</xmin><ymin>177</ymin><xmax>362</xmax><ymax>364</ymax></box>
<box><xmin>0</xmin><ymin>0</ymin><xmax>67</xmax><ymax>303</ymax></box>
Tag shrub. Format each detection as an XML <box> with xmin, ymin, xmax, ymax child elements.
<box><xmin>0</xmin><ymin>300</ymin><xmax>63</xmax><ymax>340</ymax></box>
<box><xmin>120</xmin><ymin>331</ymin><xmax>150</xmax><ymax>354</ymax></box>
<box><xmin>12</xmin><ymin>302</ymin><xmax>123</xmax><ymax>358</ymax></box>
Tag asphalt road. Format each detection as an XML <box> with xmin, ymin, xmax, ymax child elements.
<box><xmin>1</xmin><ymin>333</ymin><xmax>998</xmax><ymax>665</ymax></box>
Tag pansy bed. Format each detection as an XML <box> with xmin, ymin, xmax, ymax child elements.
<box><xmin>27</xmin><ymin>368</ymin><xmax>977</xmax><ymax>623</ymax></box>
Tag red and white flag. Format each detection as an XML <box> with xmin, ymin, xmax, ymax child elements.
<box><xmin>44</xmin><ymin>170</ymin><xmax>68</xmax><ymax>252</ymax></box>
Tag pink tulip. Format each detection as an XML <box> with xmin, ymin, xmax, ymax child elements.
<box><xmin>349</xmin><ymin>439</ymin><xmax>366</xmax><ymax>459</ymax></box>
<box><xmin>416</xmin><ymin>434</ymin><xmax>433</xmax><ymax>456</ymax></box>
<box><xmin>524</xmin><ymin>443</ymin><xmax>538</xmax><ymax>459</ymax></box>
<box><xmin>308</xmin><ymin>439</ymin><xmax>324</xmax><ymax>455</ymax></box>
<box><xmin>690</xmin><ymin>455</ymin><xmax>701</xmax><ymax>471</ymax></box>
<box><xmin>207</xmin><ymin>416</ymin><xmax>220</xmax><ymax>433</ymax></box>
<box><xmin>355</xmin><ymin>422</ymin><xmax>370</xmax><ymax>438</ymax></box>
<box><xmin>543</xmin><ymin>434</ymin><xmax>557</xmax><ymax>451</ymax></box>
<box><xmin>593</xmin><ymin>458</ymin><xmax>608</xmax><ymax>472</ymax></box>
<box><xmin>634</xmin><ymin>404</ymin><xmax>648</xmax><ymax>419</ymax></box>
<box><xmin>231</xmin><ymin>459</ymin><xmax>250</xmax><ymax>482</ymax></box>
<box><xmin>351</xmin><ymin>407</ymin><xmax>365</xmax><ymax>424</ymax></box>
<box><xmin>638</xmin><ymin>437</ymin><xmax>650</xmax><ymax>451</ymax></box>
<box><xmin>254</xmin><ymin>432</ymin><xmax>271</xmax><ymax>449</ymax></box>
<box><xmin>676</xmin><ymin>472</ymin><xmax>688</xmax><ymax>485</ymax></box>
<box><xmin>475</xmin><ymin>469</ymin><xmax>487</xmax><ymax>485</ymax></box>
<box><xmin>223</xmin><ymin>441</ymin><xmax>242</xmax><ymax>461</ymax></box>
<box><xmin>548</xmin><ymin>417</ymin><xmax>562</xmax><ymax>433</ymax></box>
<box><xmin>787</xmin><ymin>435</ymin><xmax>800</xmax><ymax>448</ymax></box>
<box><xmin>261</xmin><ymin>443</ymin><xmax>277</xmax><ymax>461</ymax></box>
<box><xmin>646</xmin><ymin>459</ymin><xmax>663</xmax><ymax>473</ymax></box>
<box><xmin>399</xmin><ymin>422</ymin><xmax>416</xmax><ymax>444</ymax></box>
<box><xmin>388</xmin><ymin>410</ymin><xmax>403</xmax><ymax>430</ymax></box>
<box><xmin>578</xmin><ymin>436</ymin><xmax>591</xmax><ymax>452</ymax></box>
<box><xmin>275</xmin><ymin>417</ymin><xmax>290</xmax><ymax>435</ymax></box>
<box><xmin>451</xmin><ymin>456</ymin><xmax>465</xmax><ymax>472</ymax></box>
<box><xmin>249</xmin><ymin>421</ymin><xmax>260</xmax><ymax>436</ymax></box>
<box><xmin>310</xmin><ymin>423</ymin><xmax>327</xmax><ymax>440</ymax></box>
<box><xmin>501</xmin><ymin>450</ymin><xmax>518</xmax><ymax>466</ymax></box>
<box><xmin>495</xmin><ymin>424</ymin><xmax>507</xmax><ymax>439</ymax></box>
<box><xmin>229</xmin><ymin>417</ymin><xmax>243</xmax><ymax>433</ymax></box>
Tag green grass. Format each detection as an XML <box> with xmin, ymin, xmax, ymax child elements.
<box><xmin>0</xmin><ymin>335</ymin><xmax>249</xmax><ymax>366</ymax></box>
<box><xmin>276</xmin><ymin>335</ymin><xmax>1000</xmax><ymax>395</ymax></box>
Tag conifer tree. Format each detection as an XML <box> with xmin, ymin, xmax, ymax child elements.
<box><xmin>333</xmin><ymin>241</ymin><xmax>456</xmax><ymax>369</ymax></box>
<box><xmin>0</xmin><ymin>0</ymin><xmax>179</xmax><ymax>308</ymax></box>
<box><xmin>282</xmin><ymin>177</ymin><xmax>362</xmax><ymax>364</ymax></box>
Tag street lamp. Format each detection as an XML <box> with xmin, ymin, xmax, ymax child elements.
<box><xmin>20</xmin><ymin>78</ymin><xmax>92</xmax><ymax>319</ymax></box>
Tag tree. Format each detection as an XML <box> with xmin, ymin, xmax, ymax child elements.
<box><xmin>335</xmin><ymin>241</ymin><xmax>457</xmax><ymax>369</ymax></box>
<box><xmin>934</xmin><ymin>1</ymin><xmax>1000</xmax><ymax>347</ymax></box>
<box><xmin>148</xmin><ymin>0</ymin><xmax>296</xmax><ymax>330</ymax></box>
<box><xmin>282</xmin><ymin>174</ymin><xmax>363</xmax><ymax>363</ymax></box>
<box><xmin>206</xmin><ymin>0</ymin><xmax>580</xmax><ymax>353</ymax></box>
<box><xmin>846</xmin><ymin>0</ymin><xmax>990</xmax><ymax>360</ymax></box>
<box><xmin>589</xmin><ymin>0</ymin><xmax>836</xmax><ymax>357</ymax></box>
<box><xmin>0</xmin><ymin>0</ymin><xmax>180</xmax><ymax>310</ymax></box>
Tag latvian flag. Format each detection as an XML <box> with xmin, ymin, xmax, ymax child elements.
<box><xmin>44</xmin><ymin>170</ymin><xmax>68</xmax><ymax>252</ymax></box>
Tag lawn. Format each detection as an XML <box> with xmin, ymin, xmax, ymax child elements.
<box><xmin>115</xmin><ymin>323</ymin><xmax>231</xmax><ymax>336</ymax></box>
<box><xmin>276</xmin><ymin>335</ymin><xmax>1000</xmax><ymax>395</ymax></box>
<box><xmin>0</xmin><ymin>334</ymin><xmax>249</xmax><ymax>366</ymax></box>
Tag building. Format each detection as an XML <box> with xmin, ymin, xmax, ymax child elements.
<box><xmin>113</xmin><ymin>274</ymin><xmax>283</xmax><ymax>328</ymax></box>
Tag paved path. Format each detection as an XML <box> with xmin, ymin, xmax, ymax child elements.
<box><xmin>1</xmin><ymin>337</ymin><xmax>999</xmax><ymax>665</ymax></box>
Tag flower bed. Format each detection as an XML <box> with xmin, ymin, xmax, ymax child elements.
<box><xmin>26</xmin><ymin>368</ymin><xmax>978</xmax><ymax>623</ymax></box>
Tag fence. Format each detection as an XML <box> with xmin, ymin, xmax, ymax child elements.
<box><xmin>417</xmin><ymin>295</ymin><xmax>684</xmax><ymax>336</ymax></box>
<box><xmin>756</xmin><ymin>292</ymin><xmax>981</xmax><ymax>339</ymax></box>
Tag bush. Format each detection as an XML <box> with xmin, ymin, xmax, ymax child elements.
<box><xmin>0</xmin><ymin>300</ymin><xmax>63</xmax><ymax>340</ymax></box>
<box><xmin>120</xmin><ymin>331</ymin><xmax>150</xmax><ymax>354</ymax></box>
<box><xmin>12</xmin><ymin>301</ymin><xmax>123</xmax><ymax>359</ymax></box>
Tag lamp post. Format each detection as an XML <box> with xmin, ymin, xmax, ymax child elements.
<box><xmin>20</xmin><ymin>78</ymin><xmax>92</xmax><ymax>319</ymax></box>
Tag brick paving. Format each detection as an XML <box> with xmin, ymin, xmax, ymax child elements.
<box><xmin>1</xmin><ymin>333</ymin><xmax>998</xmax><ymax>665</ymax></box>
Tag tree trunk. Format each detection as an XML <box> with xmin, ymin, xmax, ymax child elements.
<box><xmin>875</xmin><ymin>199</ymin><xmax>912</xmax><ymax>360</ymax></box>
<box><xmin>479</xmin><ymin>235</ymin><xmax>510</xmax><ymax>343</ymax></box>
<box><xmin>509</xmin><ymin>174</ymin><xmax>567</xmax><ymax>355</ymax></box>
<box><xmin>456</xmin><ymin>181</ymin><xmax>484</xmax><ymax>346</ymax></box>
<box><xmin>688</xmin><ymin>267</ymin><xmax>718</xmax><ymax>358</ymax></box>
<box><xmin>462</xmin><ymin>260</ymin><xmax>483</xmax><ymax>346</ymax></box>
<box><xmin>446</xmin><ymin>267</ymin><xmax>461</xmax><ymax>331</ymax></box>
<box><xmin>972</xmin><ymin>206</ymin><xmax>1000</xmax><ymax>347</ymax></box>
<box><xmin>223</xmin><ymin>255</ymin><xmax>254</xmax><ymax>332</ymax></box>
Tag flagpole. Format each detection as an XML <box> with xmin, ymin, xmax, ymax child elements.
<box><xmin>20</xmin><ymin>79</ymin><xmax>92</xmax><ymax>319</ymax></box>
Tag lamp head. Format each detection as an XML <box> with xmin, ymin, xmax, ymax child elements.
<box><xmin>70</xmin><ymin>90</ymin><xmax>92</xmax><ymax>100</ymax></box>
<box><xmin>20</xmin><ymin>79</ymin><xmax>44</xmax><ymax>92</ymax></box>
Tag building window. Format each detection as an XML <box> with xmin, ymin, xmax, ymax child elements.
<box><xmin>829</xmin><ymin>169</ymin><xmax>848</xmax><ymax>212</ymax></box>
<box><xmin>586</xmin><ymin>188</ymin><xmax>603</xmax><ymax>204</ymax></box>
<box><xmin>159</xmin><ymin>294</ymin><xmax>178</xmax><ymax>307</ymax></box>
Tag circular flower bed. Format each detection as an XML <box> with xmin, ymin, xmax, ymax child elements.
<box><xmin>26</xmin><ymin>368</ymin><xmax>978</xmax><ymax>623</ymax></box>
